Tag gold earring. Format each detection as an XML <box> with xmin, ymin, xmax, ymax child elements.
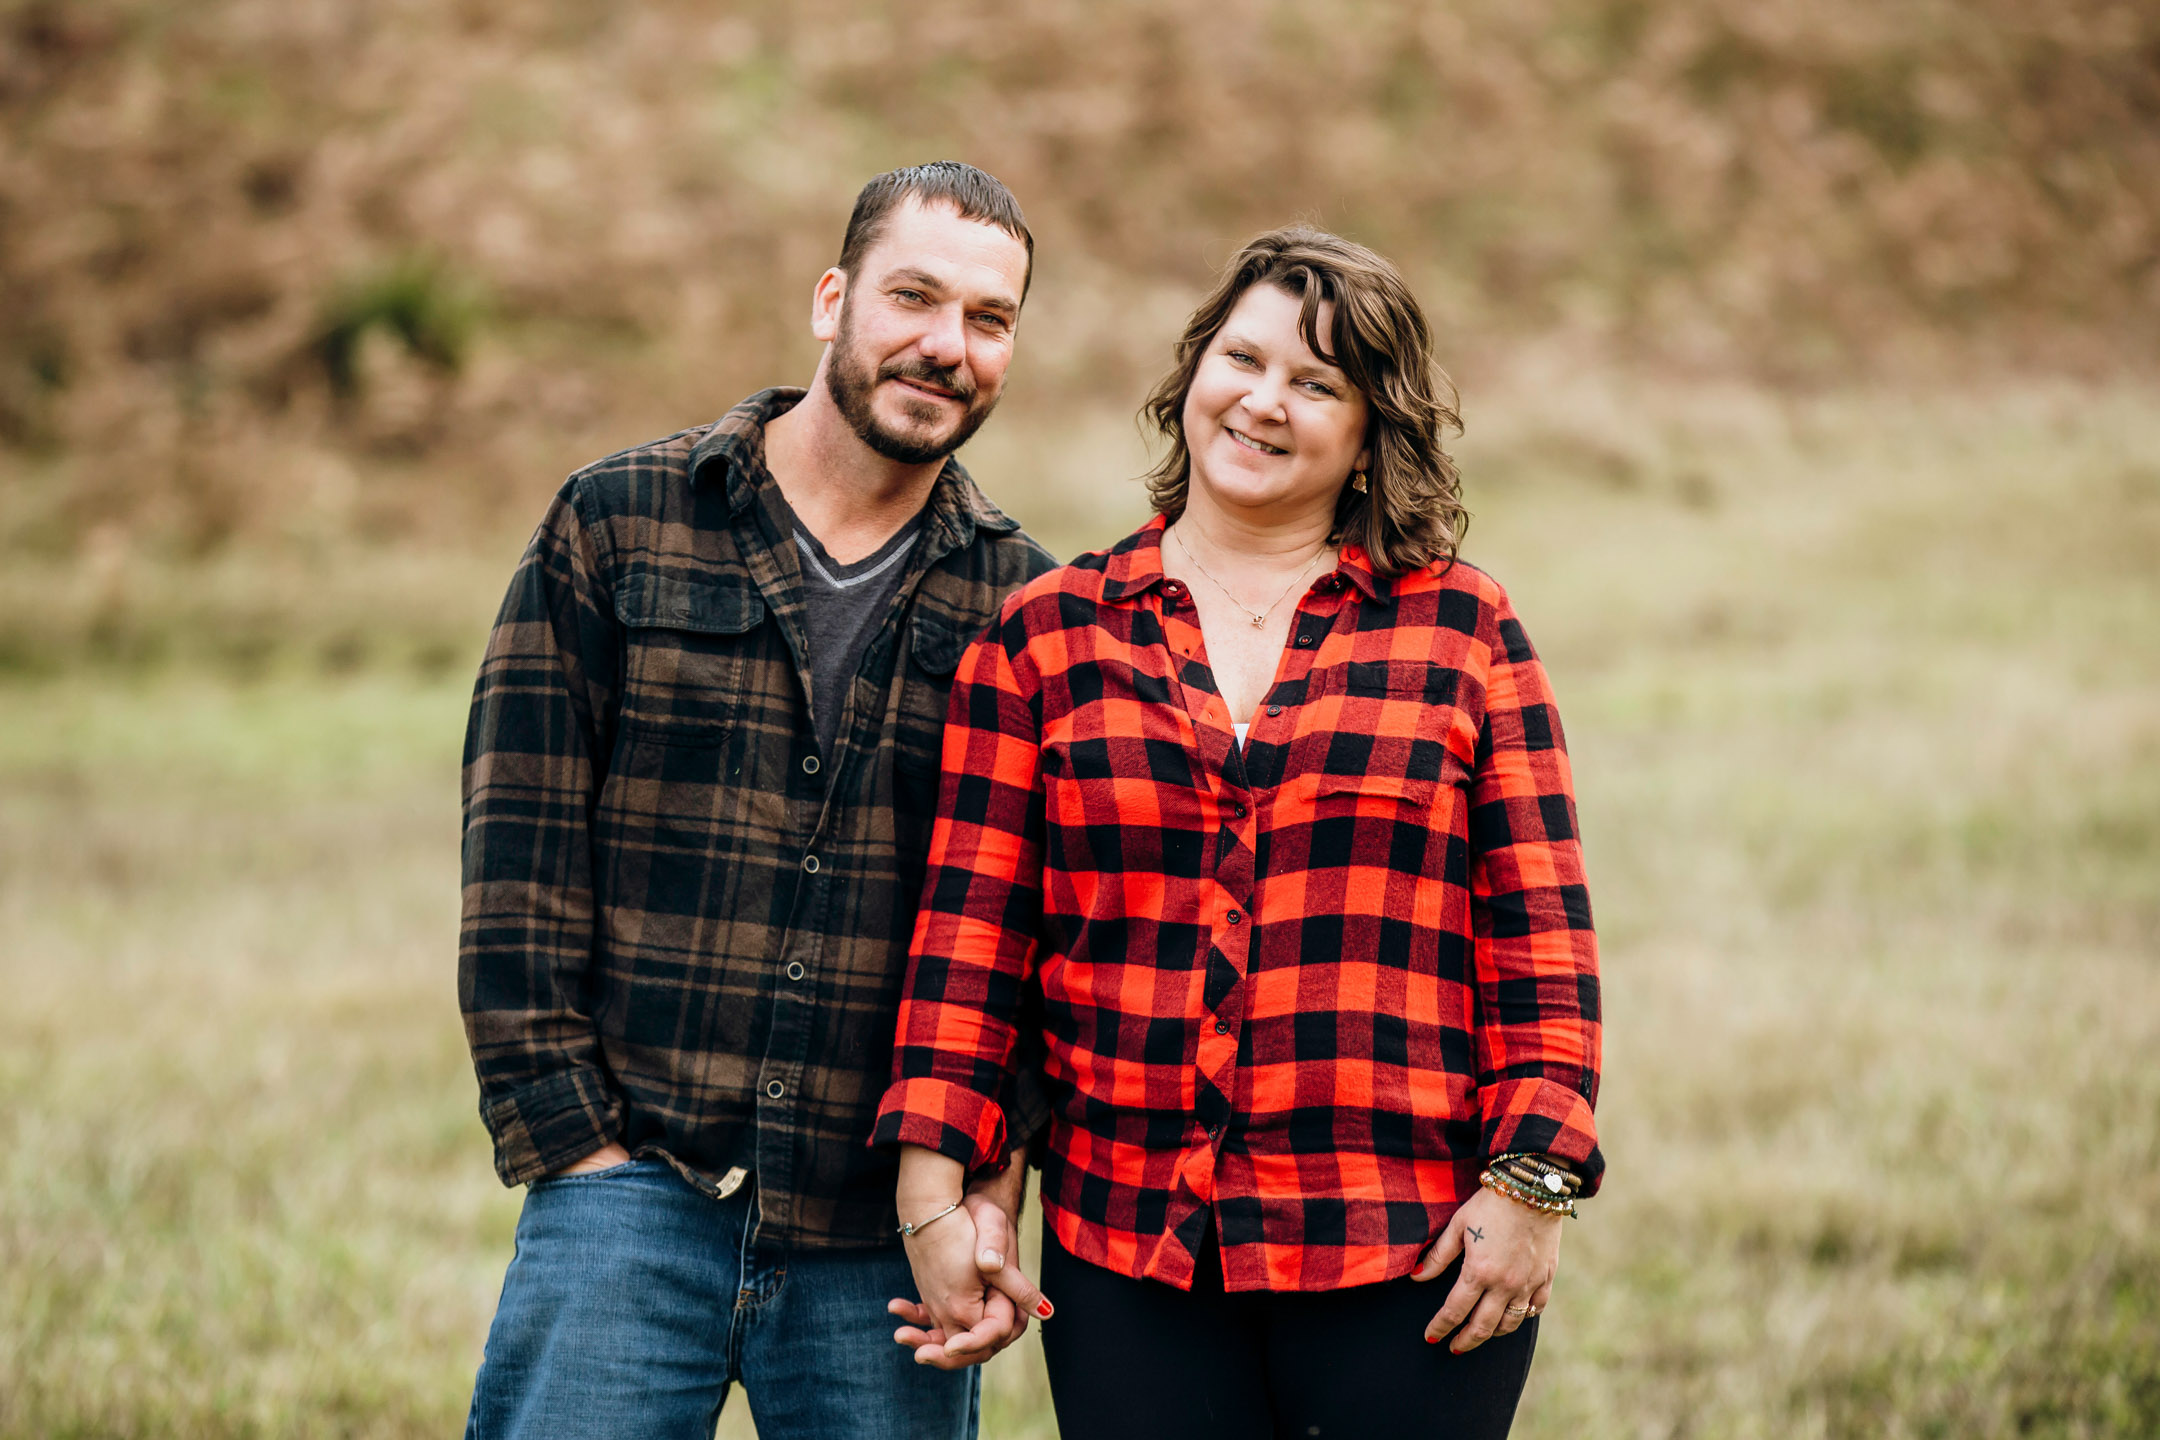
<box><xmin>1351</xmin><ymin>470</ymin><xmax>1369</xmax><ymax>493</ymax></box>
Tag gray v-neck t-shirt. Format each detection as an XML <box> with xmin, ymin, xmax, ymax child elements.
<box><xmin>786</xmin><ymin>504</ymin><xmax>925</xmax><ymax>762</ymax></box>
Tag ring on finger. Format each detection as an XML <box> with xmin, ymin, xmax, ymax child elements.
<box><xmin>1505</xmin><ymin>1301</ymin><xmax>1531</xmax><ymax>1315</ymax></box>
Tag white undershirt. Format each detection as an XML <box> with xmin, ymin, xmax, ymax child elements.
<box><xmin>1232</xmin><ymin>721</ymin><xmax>1249</xmax><ymax>750</ymax></box>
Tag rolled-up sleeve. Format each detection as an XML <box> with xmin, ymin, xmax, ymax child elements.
<box><xmin>458</xmin><ymin>478</ymin><xmax>623</xmax><ymax>1186</ymax></box>
<box><xmin>1467</xmin><ymin>588</ymin><xmax>1604</xmax><ymax>1194</ymax></box>
<box><xmin>873</xmin><ymin>601</ymin><xmax>1046</xmax><ymax>1174</ymax></box>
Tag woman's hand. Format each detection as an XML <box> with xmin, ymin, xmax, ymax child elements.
<box><xmin>894</xmin><ymin>1196</ymin><xmax>996</xmax><ymax>1366</ymax></box>
<box><xmin>890</xmin><ymin>1145</ymin><xmax>1051</xmax><ymax>1369</ymax></box>
<box><xmin>1412</xmin><ymin>1187</ymin><xmax>1563</xmax><ymax>1353</ymax></box>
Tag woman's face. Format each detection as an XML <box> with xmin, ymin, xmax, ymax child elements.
<box><xmin>1182</xmin><ymin>283</ymin><xmax>1370</xmax><ymax>522</ymax></box>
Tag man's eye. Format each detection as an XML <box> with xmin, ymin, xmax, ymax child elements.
<box><xmin>973</xmin><ymin>313</ymin><xmax>1010</xmax><ymax>330</ymax></box>
<box><xmin>895</xmin><ymin>289</ymin><xmax>927</xmax><ymax>304</ymax></box>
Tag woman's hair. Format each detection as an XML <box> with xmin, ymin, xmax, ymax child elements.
<box><xmin>1141</xmin><ymin>225</ymin><xmax>1467</xmax><ymax>575</ymax></box>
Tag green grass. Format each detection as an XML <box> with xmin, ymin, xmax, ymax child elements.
<box><xmin>2</xmin><ymin>379</ymin><xmax>2156</xmax><ymax>1436</ymax></box>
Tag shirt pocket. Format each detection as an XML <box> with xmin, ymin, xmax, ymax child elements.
<box><xmin>611</xmin><ymin>572</ymin><xmax>768</xmax><ymax>745</ymax></box>
<box><xmin>1313</xmin><ymin>660</ymin><xmax>1476</xmax><ymax>790</ymax></box>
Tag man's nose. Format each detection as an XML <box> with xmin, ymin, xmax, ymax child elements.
<box><xmin>918</xmin><ymin>306</ymin><xmax>967</xmax><ymax>368</ymax></box>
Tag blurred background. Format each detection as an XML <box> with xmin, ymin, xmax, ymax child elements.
<box><xmin>3</xmin><ymin>1</ymin><xmax>2156</xmax><ymax>1435</ymax></box>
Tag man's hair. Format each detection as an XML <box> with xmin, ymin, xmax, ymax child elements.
<box><xmin>1141</xmin><ymin>225</ymin><xmax>1468</xmax><ymax>576</ymax></box>
<box><xmin>836</xmin><ymin>161</ymin><xmax>1035</xmax><ymax>302</ymax></box>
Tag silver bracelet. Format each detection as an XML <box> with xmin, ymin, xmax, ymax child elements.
<box><xmin>896</xmin><ymin>1201</ymin><xmax>962</xmax><ymax>1239</ymax></box>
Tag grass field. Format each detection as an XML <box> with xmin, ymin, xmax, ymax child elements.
<box><xmin>3</xmin><ymin>378</ymin><xmax>2156</xmax><ymax>1437</ymax></box>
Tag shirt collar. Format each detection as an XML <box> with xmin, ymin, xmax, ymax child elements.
<box><xmin>1100</xmin><ymin>513</ymin><xmax>1392</xmax><ymax>605</ymax></box>
<box><xmin>688</xmin><ymin>386</ymin><xmax>1022</xmax><ymax>554</ymax></box>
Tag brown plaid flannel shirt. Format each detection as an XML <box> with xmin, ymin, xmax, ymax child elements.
<box><xmin>459</xmin><ymin>388</ymin><xmax>1056</xmax><ymax>1246</ymax></box>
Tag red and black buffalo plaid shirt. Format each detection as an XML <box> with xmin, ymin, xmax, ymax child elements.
<box><xmin>873</xmin><ymin>517</ymin><xmax>1602</xmax><ymax>1292</ymax></box>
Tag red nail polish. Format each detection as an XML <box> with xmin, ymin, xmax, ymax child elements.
<box><xmin>1425</xmin><ymin>1335</ymin><xmax>1438</xmax><ymax>1345</ymax></box>
<box><xmin>1036</xmin><ymin>1299</ymin><xmax>1055</xmax><ymax>1319</ymax></box>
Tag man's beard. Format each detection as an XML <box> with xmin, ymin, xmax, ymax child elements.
<box><xmin>823</xmin><ymin>301</ymin><xmax>996</xmax><ymax>465</ymax></box>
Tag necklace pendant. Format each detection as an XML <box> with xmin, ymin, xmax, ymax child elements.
<box><xmin>1249</xmin><ymin>613</ymin><xmax>1266</xmax><ymax>628</ymax></box>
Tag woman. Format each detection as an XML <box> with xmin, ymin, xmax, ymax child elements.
<box><xmin>874</xmin><ymin>227</ymin><xmax>1602</xmax><ymax>1438</ymax></box>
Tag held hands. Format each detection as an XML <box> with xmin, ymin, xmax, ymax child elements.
<box><xmin>889</xmin><ymin>1147</ymin><xmax>1053</xmax><ymax>1370</ymax></box>
<box><xmin>1412</xmin><ymin>1186</ymin><xmax>1563</xmax><ymax>1353</ymax></box>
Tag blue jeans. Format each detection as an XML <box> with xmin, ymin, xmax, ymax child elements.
<box><xmin>465</xmin><ymin>1159</ymin><xmax>978</xmax><ymax>1440</ymax></box>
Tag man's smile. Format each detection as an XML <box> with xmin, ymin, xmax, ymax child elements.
<box><xmin>892</xmin><ymin>376</ymin><xmax>960</xmax><ymax>402</ymax></box>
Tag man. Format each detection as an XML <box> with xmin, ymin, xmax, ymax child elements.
<box><xmin>459</xmin><ymin>162</ymin><xmax>1055</xmax><ymax>1440</ymax></box>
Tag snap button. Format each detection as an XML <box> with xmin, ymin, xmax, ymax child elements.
<box><xmin>802</xmin><ymin>854</ymin><xmax>820</xmax><ymax>874</ymax></box>
<box><xmin>765</xmin><ymin>1080</ymin><xmax>785</xmax><ymax>1099</ymax></box>
<box><xmin>1232</xmin><ymin>802</ymin><xmax>1247</xmax><ymax>818</ymax></box>
<box><xmin>1266</xmin><ymin>704</ymin><xmax>1283</xmax><ymax>716</ymax></box>
<box><xmin>802</xmin><ymin>754</ymin><xmax>821</xmax><ymax>775</ymax></box>
<box><xmin>1295</xmin><ymin>633</ymin><xmax>1314</xmax><ymax>647</ymax></box>
<box><xmin>1215</xmin><ymin>1019</ymin><xmax>1230</xmax><ymax>1035</ymax></box>
<box><xmin>785</xmin><ymin>961</ymin><xmax>805</xmax><ymax>981</ymax></box>
<box><xmin>1226</xmin><ymin>910</ymin><xmax>1242</xmax><ymax>925</ymax></box>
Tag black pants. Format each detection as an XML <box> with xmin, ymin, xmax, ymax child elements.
<box><xmin>1039</xmin><ymin>1227</ymin><xmax>1537</xmax><ymax>1440</ymax></box>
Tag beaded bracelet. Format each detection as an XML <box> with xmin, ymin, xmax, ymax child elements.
<box><xmin>1489</xmin><ymin>1156</ymin><xmax>1579</xmax><ymax>1202</ymax></box>
<box><xmin>1500</xmin><ymin>1167</ymin><xmax>1579</xmax><ymax>1203</ymax></box>
<box><xmin>1478</xmin><ymin>1166</ymin><xmax>1577</xmax><ymax>1218</ymax></box>
<box><xmin>1479</xmin><ymin>1168</ymin><xmax>1575</xmax><ymax>1218</ymax></box>
<box><xmin>1492</xmin><ymin>1152</ymin><xmax>1581</xmax><ymax>1199</ymax></box>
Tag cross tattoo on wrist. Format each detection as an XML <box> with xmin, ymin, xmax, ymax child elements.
<box><xmin>1466</xmin><ymin>1227</ymin><xmax>1485</xmax><ymax>1243</ymax></box>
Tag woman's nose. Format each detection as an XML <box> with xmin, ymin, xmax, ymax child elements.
<box><xmin>1240</xmin><ymin>377</ymin><xmax>1288</xmax><ymax>423</ymax></box>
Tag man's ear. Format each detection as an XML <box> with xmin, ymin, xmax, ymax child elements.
<box><xmin>810</xmin><ymin>267</ymin><xmax>847</xmax><ymax>343</ymax></box>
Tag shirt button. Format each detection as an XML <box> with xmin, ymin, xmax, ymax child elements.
<box><xmin>785</xmin><ymin>961</ymin><xmax>805</xmax><ymax>981</ymax></box>
<box><xmin>1226</xmin><ymin>910</ymin><xmax>1242</xmax><ymax>924</ymax></box>
<box><xmin>764</xmin><ymin>1080</ymin><xmax>785</xmax><ymax>1099</ymax></box>
<box><xmin>1266</xmin><ymin>704</ymin><xmax>1283</xmax><ymax>717</ymax></box>
<box><xmin>1232</xmin><ymin>802</ymin><xmax>1247</xmax><ymax>818</ymax></box>
<box><xmin>1295</xmin><ymin>633</ymin><xmax>1314</xmax><ymax>647</ymax></box>
<box><xmin>802</xmin><ymin>854</ymin><xmax>820</xmax><ymax>874</ymax></box>
<box><xmin>802</xmin><ymin>754</ymin><xmax>821</xmax><ymax>775</ymax></box>
<box><xmin>1215</xmin><ymin>1019</ymin><xmax>1229</xmax><ymax>1035</ymax></box>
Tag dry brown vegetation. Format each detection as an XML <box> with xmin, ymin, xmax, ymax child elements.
<box><xmin>3</xmin><ymin>0</ymin><xmax>2158</xmax><ymax>560</ymax></box>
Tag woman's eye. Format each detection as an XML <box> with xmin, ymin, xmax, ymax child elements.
<box><xmin>1226</xmin><ymin>349</ymin><xmax>1258</xmax><ymax>366</ymax></box>
<box><xmin>1302</xmin><ymin>380</ymin><xmax>1338</xmax><ymax>397</ymax></box>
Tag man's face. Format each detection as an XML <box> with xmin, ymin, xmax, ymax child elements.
<box><xmin>819</xmin><ymin>198</ymin><xmax>1030</xmax><ymax>465</ymax></box>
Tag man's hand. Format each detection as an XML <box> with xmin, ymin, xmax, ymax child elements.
<box><xmin>552</xmin><ymin>1140</ymin><xmax>632</xmax><ymax>1177</ymax></box>
<box><xmin>963</xmin><ymin>1187</ymin><xmax>1052</xmax><ymax>1327</ymax></box>
<box><xmin>1413</xmin><ymin>1187</ymin><xmax>1562</xmax><ymax>1354</ymax></box>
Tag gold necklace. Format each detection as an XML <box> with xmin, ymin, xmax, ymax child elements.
<box><xmin>1169</xmin><ymin>524</ymin><xmax>1328</xmax><ymax>629</ymax></box>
